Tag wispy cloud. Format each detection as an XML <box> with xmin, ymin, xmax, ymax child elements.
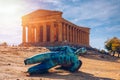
<box><xmin>105</xmin><ymin>25</ymin><xmax>120</xmax><ymax>33</ymax></box>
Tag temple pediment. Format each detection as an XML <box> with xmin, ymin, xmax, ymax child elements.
<box><xmin>23</xmin><ymin>9</ymin><xmax>63</xmax><ymax>19</ymax></box>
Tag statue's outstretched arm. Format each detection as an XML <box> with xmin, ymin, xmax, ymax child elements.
<box><xmin>24</xmin><ymin>52</ymin><xmax>51</xmax><ymax>65</ymax></box>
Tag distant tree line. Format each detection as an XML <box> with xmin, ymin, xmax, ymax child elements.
<box><xmin>105</xmin><ymin>37</ymin><xmax>120</xmax><ymax>57</ymax></box>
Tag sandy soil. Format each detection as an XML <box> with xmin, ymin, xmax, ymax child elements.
<box><xmin>0</xmin><ymin>46</ymin><xmax>120</xmax><ymax>80</ymax></box>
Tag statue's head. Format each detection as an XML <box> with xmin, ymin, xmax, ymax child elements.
<box><xmin>75</xmin><ymin>47</ymin><xmax>87</xmax><ymax>55</ymax></box>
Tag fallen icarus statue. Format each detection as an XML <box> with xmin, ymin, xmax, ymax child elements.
<box><xmin>24</xmin><ymin>46</ymin><xmax>87</xmax><ymax>75</ymax></box>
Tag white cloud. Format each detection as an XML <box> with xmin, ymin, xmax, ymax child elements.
<box><xmin>105</xmin><ymin>25</ymin><xmax>120</xmax><ymax>33</ymax></box>
<box><xmin>63</xmin><ymin>0</ymin><xmax>119</xmax><ymax>25</ymax></box>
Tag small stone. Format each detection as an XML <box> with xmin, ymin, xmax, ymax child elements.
<box><xmin>8</xmin><ymin>63</ymin><xmax>11</xmax><ymax>65</ymax></box>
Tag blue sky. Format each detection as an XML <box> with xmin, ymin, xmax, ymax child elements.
<box><xmin>0</xmin><ymin>0</ymin><xmax>120</xmax><ymax>50</ymax></box>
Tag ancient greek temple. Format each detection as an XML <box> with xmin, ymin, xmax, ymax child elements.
<box><xmin>21</xmin><ymin>9</ymin><xmax>90</xmax><ymax>47</ymax></box>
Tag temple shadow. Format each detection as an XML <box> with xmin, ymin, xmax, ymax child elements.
<box><xmin>29</xmin><ymin>71</ymin><xmax>115</xmax><ymax>80</ymax></box>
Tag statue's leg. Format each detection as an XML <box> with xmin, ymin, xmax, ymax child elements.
<box><xmin>27</xmin><ymin>60</ymin><xmax>57</xmax><ymax>75</ymax></box>
<box><xmin>69</xmin><ymin>60</ymin><xmax>82</xmax><ymax>72</ymax></box>
<box><xmin>56</xmin><ymin>60</ymin><xmax>82</xmax><ymax>72</ymax></box>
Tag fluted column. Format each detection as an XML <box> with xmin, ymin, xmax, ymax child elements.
<box><xmin>58</xmin><ymin>22</ymin><xmax>62</xmax><ymax>42</ymax></box>
<box><xmin>74</xmin><ymin>28</ymin><xmax>76</xmax><ymax>43</ymax></box>
<box><xmin>72</xmin><ymin>27</ymin><xmax>74</xmax><ymax>43</ymax></box>
<box><xmin>62</xmin><ymin>23</ymin><xmax>65</xmax><ymax>41</ymax></box>
<box><xmin>22</xmin><ymin>26</ymin><xmax>26</xmax><ymax>43</ymax></box>
<box><xmin>70</xmin><ymin>26</ymin><xmax>72</xmax><ymax>43</ymax></box>
<box><xmin>67</xmin><ymin>25</ymin><xmax>69</xmax><ymax>42</ymax></box>
<box><xmin>76</xmin><ymin>29</ymin><xmax>78</xmax><ymax>43</ymax></box>
<box><xmin>64</xmin><ymin>24</ymin><xmax>67</xmax><ymax>41</ymax></box>
<box><xmin>36</xmin><ymin>25</ymin><xmax>40</xmax><ymax>43</ymax></box>
<box><xmin>73</xmin><ymin>28</ymin><xmax>75</xmax><ymax>44</ymax></box>
<box><xmin>79</xmin><ymin>30</ymin><xmax>80</xmax><ymax>44</ymax></box>
<box><xmin>43</xmin><ymin>24</ymin><xmax>47</xmax><ymax>42</ymax></box>
<box><xmin>71</xmin><ymin>27</ymin><xmax>73</xmax><ymax>43</ymax></box>
<box><xmin>31</xmin><ymin>26</ymin><xmax>35</xmax><ymax>43</ymax></box>
<box><xmin>50</xmin><ymin>23</ymin><xmax>54</xmax><ymax>42</ymax></box>
<box><xmin>63</xmin><ymin>23</ymin><xmax>66</xmax><ymax>41</ymax></box>
<box><xmin>82</xmin><ymin>31</ymin><xmax>84</xmax><ymax>44</ymax></box>
<box><xmin>39</xmin><ymin>26</ymin><xmax>43</xmax><ymax>42</ymax></box>
<box><xmin>83</xmin><ymin>32</ymin><xmax>85</xmax><ymax>44</ymax></box>
<box><xmin>79</xmin><ymin>30</ymin><xmax>81</xmax><ymax>44</ymax></box>
<box><xmin>85</xmin><ymin>32</ymin><xmax>89</xmax><ymax>45</ymax></box>
<box><xmin>28</xmin><ymin>25</ymin><xmax>32</xmax><ymax>43</ymax></box>
<box><xmin>78</xmin><ymin>30</ymin><xmax>79</xmax><ymax>43</ymax></box>
<box><xmin>69</xmin><ymin>26</ymin><xmax>71</xmax><ymax>42</ymax></box>
<box><xmin>81</xmin><ymin>31</ymin><xmax>83</xmax><ymax>45</ymax></box>
<box><xmin>80</xmin><ymin>30</ymin><xmax>82</xmax><ymax>44</ymax></box>
<box><xmin>88</xmin><ymin>32</ymin><xmax>90</xmax><ymax>45</ymax></box>
<box><xmin>75</xmin><ymin>29</ymin><xmax>77</xmax><ymax>43</ymax></box>
<box><xmin>78</xmin><ymin>29</ymin><xmax>80</xmax><ymax>44</ymax></box>
<box><xmin>84</xmin><ymin>32</ymin><xmax>86</xmax><ymax>45</ymax></box>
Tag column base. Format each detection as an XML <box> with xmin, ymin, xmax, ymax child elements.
<box><xmin>19</xmin><ymin>42</ymin><xmax>90</xmax><ymax>48</ymax></box>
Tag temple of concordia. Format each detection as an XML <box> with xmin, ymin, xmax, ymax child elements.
<box><xmin>21</xmin><ymin>9</ymin><xmax>90</xmax><ymax>47</ymax></box>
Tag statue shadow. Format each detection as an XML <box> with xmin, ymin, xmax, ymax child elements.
<box><xmin>29</xmin><ymin>71</ymin><xmax>114</xmax><ymax>80</ymax></box>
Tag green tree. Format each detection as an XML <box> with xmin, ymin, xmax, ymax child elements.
<box><xmin>105</xmin><ymin>37</ymin><xmax>120</xmax><ymax>57</ymax></box>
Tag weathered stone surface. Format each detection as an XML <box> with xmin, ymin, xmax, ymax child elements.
<box><xmin>21</xmin><ymin>9</ymin><xmax>90</xmax><ymax>47</ymax></box>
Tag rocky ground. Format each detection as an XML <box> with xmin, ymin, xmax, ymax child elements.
<box><xmin>0</xmin><ymin>46</ymin><xmax>120</xmax><ymax>80</ymax></box>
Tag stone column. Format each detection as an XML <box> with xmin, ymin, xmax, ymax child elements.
<box><xmin>43</xmin><ymin>24</ymin><xmax>47</xmax><ymax>42</ymax></box>
<box><xmin>63</xmin><ymin>23</ymin><xmax>66</xmax><ymax>41</ymax></box>
<box><xmin>78</xmin><ymin>29</ymin><xmax>80</xmax><ymax>44</ymax></box>
<box><xmin>86</xmin><ymin>32</ymin><xmax>89</xmax><ymax>46</ymax></box>
<box><xmin>81</xmin><ymin>31</ymin><xmax>83</xmax><ymax>45</ymax></box>
<box><xmin>67</xmin><ymin>25</ymin><xmax>69</xmax><ymax>42</ymax></box>
<box><xmin>88</xmin><ymin>32</ymin><xmax>90</xmax><ymax>45</ymax></box>
<box><xmin>22</xmin><ymin>26</ymin><xmax>26</xmax><ymax>43</ymax></box>
<box><xmin>31</xmin><ymin>26</ymin><xmax>35</xmax><ymax>43</ymax></box>
<box><xmin>76</xmin><ymin>29</ymin><xmax>78</xmax><ymax>43</ymax></box>
<box><xmin>62</xmin><ymin>23</ymin><xmax>64</xmax><ymax>41</ymax></box>
<box><xmin>50</xmin><ymin>23</ymin><xmax>55</xmax><ymax>42</ymax></box>
<box><xmin>84</xmin><ymin>32</ymin><xmax>86</xmax><ymax>44</ymax></box>
<box><xmin>79</xmin><ymin>30</ymin><xmax>81</xmax><ymax>44</ymax></box>
<box><xmin>71</xmin><ymin>27</ymin><xmax>73</xmax><ymax>43</ymax></box>
<box><xmin>39</xmin><ymin>26</ymin><xmax>43</xmax><ymax>42</ymax></box>
<box><xmin>68</xmin><ymin>26</ymin><xmax>70</xmax><ymax>42</ymax></box>
<box><xmin>64</xmin><ymin>24</ymin><xmax>67</xmax><ymax>41</ymax></box>
<box><xmin>58</xmin><ymin>22</ymin><xmax>62</xmax><ymax>42</ymax></box>
<box><xmin>83</xmin><ymin>31</ymin><xmax>85</xmax><ymax>44</ymax></box>
<box><xmin>74</xmin><ymin>28</ymin><xmax>76</xmax><ymax>44</ymax></box>
<box><xmin>36</xmin><ymin>25</ymin><xmax>40</xmax><ymax>43</ymax></box>
<box><xmin>73</xmin><ymin>27</ymin><xmax>75</xmax><ymax>44</ymax></box>
<box><xmin>84</xmin><ymin>32</ymin><xmax>85</xmax><ymax>44</ymax></box>
<box><xmin>80</xmin><ymin>30</ymin><xmax>82</xmax><ymax>44</ymax></box>
<box><xmin>77</xmin><ymin>29</ymin><xmax>79</xmax><ymax>43</ymax></box>
<box><xmin>28</xmin><ymin>25</ymin><xmax>32</xmax><ymax>43</ymax></box>
<box><xmin>70</xmin><ymin>26</ymin><xmax>72</xmax><ymax>43</ymax></box>
<box><xmin>75</xmin><ymin>28</ymin><xmax>77</xmax><ymax>43</ymax></box>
